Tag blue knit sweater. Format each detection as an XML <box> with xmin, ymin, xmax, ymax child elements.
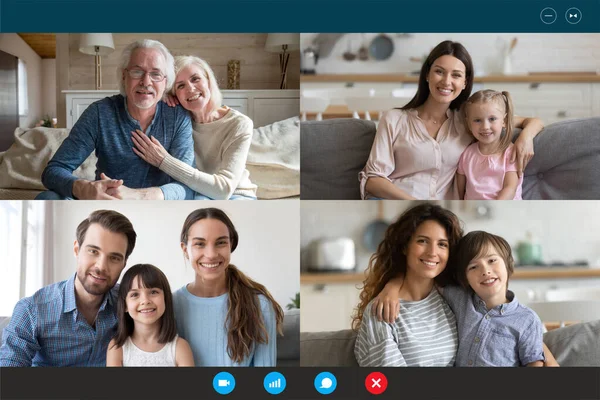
<box><xmin>41</xmin><ymin>95</ymin><xmax>194</xmax><ymax>200</ymax></box>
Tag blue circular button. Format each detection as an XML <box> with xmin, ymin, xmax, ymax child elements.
<box><xmin>314</xmin><ymin>372</ymin><xmax>337</xmax><ymax>395</ymax></box>
<box><xmin>540</xmin><ymin>7</ymin><xmax>557</xmax><ymax>24</ymax></box>
<box><xmin>213</xmin><ymin>372</ymin><xmax>236</xmax><ymax>395</ymax></box>
<box><xmin>565</xmin><ymin>7</ymin><xmax>582</xmax><ymax>24</ymax></box>
<box><xmin>263</xmin><ymin>371</ymin><xmax>286</xmax><ymax>395</ymax></box>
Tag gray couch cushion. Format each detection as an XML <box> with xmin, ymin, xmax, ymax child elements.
<box><xmin>300</xmin><ymin>117</ymin><xmax>600</xmax><ymax>200</ymax></box>
<box><xmin>300</xmin><ymin>321</ymin><xmax>600</xmax><ymax>366</ymax></box>
<box><xmin>277</xmin><ymin>309</ymin><xmax>300</xmax><ymax>366</ymax></box>
<box><xmin>543</xmin><ymin>319</ymin><xmax>600</xmax><ymax>366</ymax></box>
<box><xmin>300</xmin><ymin>329</ymin><xmax>358</xmax><ymax>366</ymax></box>
<box><xmin>521</xmin><ymin>117</ymin><xmax>600</xmax><ymax>199</ymax></box>
<box><xmin>301</xmin><ymin>119</ymin><xmax>376</xmax><ymax>199</ymax></box>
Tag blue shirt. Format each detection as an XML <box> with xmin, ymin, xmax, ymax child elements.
<box><xmin>173</xmin><ymin>286</ymin><xmax>277</xmax><ymax>366</ymax></box>
<box><xmin>41</xmin><ymin>95</ymin><xmax>195</xmax><ymax>200</ymax></box>
<box><xmin>0</xmin><ymin>274</ymin><xmax>119</xmax><ymax>367</ymax></box>
<box><xmin>443</xmin><ymin>285</ymin><xmax>545</xmax><ymax>367</ymax></box>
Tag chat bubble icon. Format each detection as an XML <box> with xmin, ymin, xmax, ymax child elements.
<box><xmin>320</xmin><ymin>377</ymin><xmax>333</xmax><ymax>389</ymax></box>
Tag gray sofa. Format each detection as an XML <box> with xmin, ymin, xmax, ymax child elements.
<box><xmin>300</xmin><ymin>319</ymin><xmax>600</xmax><ymax>366</ymax></box>
<box><xmin>0</xmin><ymin>309</ymin><xmax>300</xmax><ymax>366</ymax></box>
<box><xmin>300</xmin><ymin>117</ymin><xmax>600</xmax><ymax>200</ymax></box>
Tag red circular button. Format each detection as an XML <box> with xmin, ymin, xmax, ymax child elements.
<box><xmin>365</xmin><ymin>371</ymin><xmax>388</xmax><ymax>395</ymax></box>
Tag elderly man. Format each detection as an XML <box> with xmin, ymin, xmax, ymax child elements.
<box><xmin>39</xmin><ymin>39</ymin><xmax>194</xmax><ymax>200</ymax></box>
<box><xmin>0</xmin><ymin>210</ymin><xmax>136</xmax><ymax>366</ymax></box>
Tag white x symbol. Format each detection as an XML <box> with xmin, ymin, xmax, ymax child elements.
<box><xmin>371</xmin><ymin>378</ymin><xmax>381</xmax><ymax>388</ymax></box>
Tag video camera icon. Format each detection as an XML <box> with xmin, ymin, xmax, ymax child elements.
<box><xmin>213</xmin><ymin>372</ymin><xmax>236</xmax><ymax>395</ymax></box>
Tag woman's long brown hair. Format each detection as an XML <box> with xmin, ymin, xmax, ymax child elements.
<box><xmin>181</xmin><ymin>208</ymin><xmax>284</xmax><ymax>363</ymax></box>
<box><xmin>351</xmin><ymin>203</ymin><xmax>463</xmax><ymax>331</ymax></box>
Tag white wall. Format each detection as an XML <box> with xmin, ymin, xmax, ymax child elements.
<box><xmin>42</xmin><ymin>59</ymin><xmax>56</xmax><ymax>118</ymax></box>
<box><xmin>302</xmin><ymin>33</ymin><xmax>600</xmax><ymax>76</ymax></box>
<box><xmin>0</xmin><ymin>34</ymin><xmax>42</xmax><ymax>128</ymax></box>
<box><xmin>49</xmin><ymin>201</ymin><xmax>300</xmax><ymax>308</ymax></box>
<box><xmin>301</xmin><ymin>201</ymin><xmax>600</xmax><ymax>272</ymax></box>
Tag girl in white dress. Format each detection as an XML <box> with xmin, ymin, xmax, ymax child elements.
<box><xmin>106</xmin><ymin>264</ymin><xmax>194</xmax><ymax>367</ymax></box>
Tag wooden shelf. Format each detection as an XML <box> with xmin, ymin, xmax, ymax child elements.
<box><xmin>301</xmin><ymin>73</ymin><xmax>600</xmax><ymax>83</ymax></box>
<box><xmin>301</xmin><ymin>267</ymin><xmax>600</xmax><ymax>285</ymax></box>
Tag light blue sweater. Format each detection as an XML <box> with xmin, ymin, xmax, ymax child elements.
<box><xmin>172</xmin><ymin>286</ymin><xmax>277</xmax><ymax>366</ymax></box>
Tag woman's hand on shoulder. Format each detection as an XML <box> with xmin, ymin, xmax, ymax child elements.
<box><xmin>512</xmin><ymin>116</ymin><xmax>544</xmax><ymax>177</ymax></box>
<box><xmin>371</xmin><ymin>275</ymin><xmax>404</xmax><ymax>323</ymax></box>
<box><xmin>163</xmin><ymin>94</ymin><xmax>180</xmax><ymax>107</ymax></box>
<box><xmin>176</xmin><ymin>337</ymin><xmax>195</xmax><ymax>367</ymax></box>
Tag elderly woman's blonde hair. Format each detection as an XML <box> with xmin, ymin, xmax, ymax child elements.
<box><xmin>173</xmin><ymin>56</ymin><xmax>223</xmax><ymax>115</ymax></box>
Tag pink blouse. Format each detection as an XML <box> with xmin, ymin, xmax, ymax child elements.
<box><xmin>359</xmin><ymin>108</ymin><xmax>473</xmax><ymax>200</ymax></box>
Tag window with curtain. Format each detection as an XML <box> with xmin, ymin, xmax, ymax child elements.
<box><xmin>18</xmin><ymin>58</ymin><xmax>28</xmax><ymax>117</ymax></box>
<box><xmin>0</xmin><ymin>201</ymin><xmax>46</xmax><ymax>316</ymax></box>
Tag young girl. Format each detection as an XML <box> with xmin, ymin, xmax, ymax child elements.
<box><xmin>375</xmin><ymin>231</ymin><xmax>546</xmax><ymax>367</ymax></box>
<box><xmin>107</xmin><ymin>264</ymin><xmax>195</xmax><ymax>367</ymax></box>
<box><xmin>456</xmin><ymin>90</ymin><xmax>523</xmax><ymax>200</ymax></box>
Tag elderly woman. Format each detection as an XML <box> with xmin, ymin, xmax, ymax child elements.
<box><xmin>359</xmin><ymin>40</ymin><xmax>544</xmax><ymax>200</ymax></box>
<box><xmin>131</xmin><ymin>56</ymin><xmax>257</xmax><ymax>200</ymax></box>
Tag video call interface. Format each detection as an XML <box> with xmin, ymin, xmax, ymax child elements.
<box><xmin>1</xmin><ymin>1</ymin><xmax>600</xmax><ymax>399</ymax></box>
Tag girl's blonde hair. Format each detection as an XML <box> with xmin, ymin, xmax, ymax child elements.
<box><xmin>463</xmin><ymin>89</ymin><xmax>514</xmax><ymax>154</ymax></box>
<box><xmin>173</xmin><ymin>55</ymin><xmax>223</xmax><ymax>115</ymax></box>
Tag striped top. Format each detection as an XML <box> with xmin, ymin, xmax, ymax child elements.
<box><xmin>354</xmin><ymin>288</ymin><xmax>458</xmax><ymax>367</ymax></box>
<box><xmin>173</xmin><ymin>286</ymin><xmax>277</xmax><ymax>366</ymax></box>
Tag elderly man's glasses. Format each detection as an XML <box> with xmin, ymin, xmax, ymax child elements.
<box><xmin>125</xmin><ymin>68</ymin><xmax>166</xmax><ymax>82</ymax></box>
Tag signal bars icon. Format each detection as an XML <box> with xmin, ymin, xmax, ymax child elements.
<box><xmin>268</xmin><ymin>378</ymin><xmax>282</xmax><ymax>388</ymax></box>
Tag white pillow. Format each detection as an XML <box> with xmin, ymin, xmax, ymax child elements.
<box><xmin>247</xmin><ymin>117</ymin><xmax>300</xmax><ymax>199</ymax></box>
<box><xmin>0</xmin><ymin>127</ymin><xmax>96</xmax><ymax>190</ymax></box>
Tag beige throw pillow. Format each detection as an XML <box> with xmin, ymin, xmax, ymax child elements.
<box><xmin>0</xmin><ymin>127</ymin><xmax>96</xmax><ymax>190</ymax></box>
<box><xmin>247</xmin><ymin>117</ymin><xmax>300</xmax><ymax>199</ymax></box>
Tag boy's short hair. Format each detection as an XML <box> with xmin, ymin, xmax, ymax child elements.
<box><xmin>453</xmin><ymin>231</ymin><xmax>514</xmax><ymax>291</ymax></box>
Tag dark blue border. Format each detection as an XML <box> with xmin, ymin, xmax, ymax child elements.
<box><xmin>1</xmin><ymin>0</ymin><xmax>599</xmax><ymax>32</ymax></box>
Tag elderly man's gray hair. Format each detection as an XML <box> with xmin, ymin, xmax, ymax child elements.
<box><xmin>117</xmin><ymin>39</ymin><xmax>175</xmax><ymax>96</ymax></box>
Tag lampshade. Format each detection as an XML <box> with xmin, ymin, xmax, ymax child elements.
<box><xmin>264</xmin><ymin>34</ymin><xmax>300</xmax><ymax>53</ymax></box>
<box><xmin>79</xmin><ymin>33</ymin><xmax>115</xmax><ymax>56</ymax></box>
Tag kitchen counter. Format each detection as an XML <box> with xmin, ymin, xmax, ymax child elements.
<box><xmin>301</xmin><ymin>73</ymin><xmax>600</xmax><ymax>83</ymax></box>
<box><xmin>301</xmin><ymin>267</ymin><xmax>600</xmax><ymax>284</ymax></box>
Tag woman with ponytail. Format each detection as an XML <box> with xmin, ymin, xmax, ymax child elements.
<box><xmin>173</xmin><ymin>208</ymin><xmax>284</xmax><ymax>366</ymax></box>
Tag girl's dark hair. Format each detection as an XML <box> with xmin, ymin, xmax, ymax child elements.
<box><xmin>402</xmin><ymin>40</ymin><xmax>474</xmax><ymax>111</ymax></box>
<box><xmin>453</xmin><ymin>231</ymin><xmax>515</xmax><ymax>292</ymax></box>
<box><xmin>180</xmin><ymin>208</ymin><xmax>284</xmax><ymax>363</ymax></box>
<box><xmin>352</xmin><ymin>203</ymin><xmax>464</xmax><ymax>330</ymax></box>
<box><xmin>112</xmin><ymin>264</ymin><xmax>176</xmax><ymax>348</ymax></box>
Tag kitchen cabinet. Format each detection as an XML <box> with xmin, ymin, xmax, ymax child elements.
<box><xmin>301</xmin><ymin>283</ymin><xmax>361</xmax><ymax>332</ymax></box>
<box><xmin>63</xmin><ymin>89</ymin><xmax>299</xmax><ymax>129</ymax></box>
<box><xmin>301</xmin><ymin>75</ymin><xmax>600</xmax><ymax>122</ymax></box>
<box><xmin>301</xmin><ymin>268</ymin><xmax>600</xmax><ymax>332</ymax></box>
<box><xmin>483</xmin><ymin>82</ymin><xmax>594</xmax><ymax>124</ymax></box>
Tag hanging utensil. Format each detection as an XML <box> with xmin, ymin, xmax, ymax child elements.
<box><xmin>342</xmin><ymin>39</ymin><xmax>356</xmax><ymax>61</ymax></box>
<box><xmin>363</xmin><ymin>201</ymin><xmax>390</xmax><ymax>252</ymax></box>
<box><xmin>369</xmin><ymin>33</ymin><xmax>394</xmax><ymax>61</ymax></box>
<box><xmin>358</xmin><ymin>34</ymin><xmax>369</xmax><ymax>61</ymax></box>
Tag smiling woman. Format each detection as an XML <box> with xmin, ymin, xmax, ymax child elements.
<box><xmin>353</xmin><ymin>203</ymin><xmax>463</xmax><ymax>367</ymax></box>
<box><xmin>173</xmin><ymin>207</ymin><xmax>284</xmax><ymax>367</ymax></box>
<box><xmin>131</xmin><ymin>55</ymin><xmax>258</xmax><ymax>200</ymax></box>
